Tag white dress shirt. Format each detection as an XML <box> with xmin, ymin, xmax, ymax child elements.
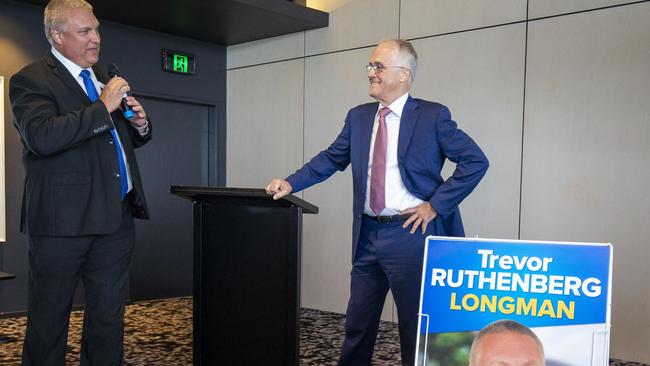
<box><xmin>364</xmin><ymin>92</ymin><xmax>424</xmax><ymax>216</ymax></box>
<box><xmin>51</xmin><ymin>47</ymin><xmax>133</xmax><ymax>193</ymax></box>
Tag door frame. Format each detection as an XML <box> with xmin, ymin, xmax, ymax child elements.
<box><xmin>132</xmin><ymin>89</ymin><xmax>226</xmax><ymax>187</ymax></box>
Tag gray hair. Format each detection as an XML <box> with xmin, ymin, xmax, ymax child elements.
<box><xmin>44</xmin><ymin>0</ymin><xmax>93</xmax><ymax>45</ymax></box>
<box><xmin>469</xmin><ymin>319</ymin><xmax>545</xmax><ymax>365</ymax></box>
<box><xmin>378</xmin><ymin>38</ymin><xmax>418</xmax><ymax>83</ymax></box>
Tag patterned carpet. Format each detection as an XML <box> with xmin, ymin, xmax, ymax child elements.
<box><xmin>0</xmin><ymin>297</ymin><xmax>647</xmax><ymax>365</ymax></box>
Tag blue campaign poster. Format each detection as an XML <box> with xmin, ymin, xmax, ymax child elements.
<box><xmin>415</xmin><ymin>237</ymin><xmax>612</xmax><ymax>366</ymax></box>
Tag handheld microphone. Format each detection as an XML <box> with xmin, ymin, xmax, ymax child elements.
<box><xmin>107</xmin><ymin>63</ymin><xmax>135</xmax><ymax>120</ymax></box>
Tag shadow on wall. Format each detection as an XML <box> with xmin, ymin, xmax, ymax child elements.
<box><xmin>0</xmin><ymin>8</ymin><xmax>48</xmax><ymax>71</ymax></box>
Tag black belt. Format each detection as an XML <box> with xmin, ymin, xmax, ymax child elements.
<box><xmin>364</xmin><ymin>213</ymin><xmax>412</xmax><ymax>224</ymax></box>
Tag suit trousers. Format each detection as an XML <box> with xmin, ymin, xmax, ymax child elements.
<box><xmin>338</xmin><ymin>216</ymin><xmax>432</xmax><ymax>366</ymax></box>
<box><xmin>22</xmin><ymin>200</ymin><xmax>135</xmax><ymax>366</ymax></box>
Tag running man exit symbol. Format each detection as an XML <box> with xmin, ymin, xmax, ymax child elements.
<box><xmin>173</xmin><ymin>55</ymin><xmax>188</xmax><ymax>73</ymax></box>
<box><xmin>162</xmin><ymin>49</ymin><xmax>195</xmax><ymax>75</ymax></box>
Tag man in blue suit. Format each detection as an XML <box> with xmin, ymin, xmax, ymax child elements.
<box><xmin>266</xmin><ymin>39</ymin><xmax>488</xmax><ymax>366</ymax></box>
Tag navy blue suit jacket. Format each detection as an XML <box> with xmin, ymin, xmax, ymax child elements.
<box><xmin>286</xmin><ymin>97</ymin><xmax>488</xmax><ymax>261</ymax></box>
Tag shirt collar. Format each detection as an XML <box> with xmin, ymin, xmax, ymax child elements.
<box><xmin>51</xmin><ymin>46</ymin><xmax>96</xmax><ymax>80</ymax></box>
<box><xmin>377</xmin><ymin>92</ymin><xmax>409</xmax><ymax>118</ymax></box>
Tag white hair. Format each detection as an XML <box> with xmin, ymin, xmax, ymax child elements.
<box><xmin>43</xmin><ymin>0</ymin><xmax>93</xmax><ymax>45</ymax></box>
<box><xmin>378</xmin><ymin>38</ymin><xmax>418</xmax><ymax>83</ymax></box>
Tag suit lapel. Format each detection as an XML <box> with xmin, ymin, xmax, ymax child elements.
<box><xmin>46</xmin><ymin>53</ymin><xmax>93</xmax><ymax>106</ymax></box>
<box><xmin>397</xmin><ymin>96</ymin><xmax>420</xmax><ymax>159</ymax></box>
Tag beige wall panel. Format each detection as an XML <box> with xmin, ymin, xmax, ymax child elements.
<box><xmin>529</xmin><ymin>0</ymin><xmax>640</xmax><ymax>19</ymax></box>
<box><xmin>305</xmin><ymin>0</ymin><xmax>398</xmax><ymax>56</ymax></box>
<box><xmin>410</xmin><ymin>23</ymin><xmax>526</xmax><ymax>240</ymax></box>
<box><xmin>302</xmin><ymin>47</ymin><xmax>396</xmax><ymax>321</ymax></box>
<box><xmin>227</xmin><ymin>32</ymin><xmax>304</xmax><ymax>69</ymax></box>
<box><xmin>522</xmin><ymin>3</ymin><xmax>650</xmax><ymax>362</ymax></box>
<box><xmin>226</xmin><ymin>59</ymin><xmax>304</xmax><ymax>188</ymax></box>
<box><xmin>400</xmin><ymin>0</ymin><xmax>526</xmax><ymax>40</ymax></box>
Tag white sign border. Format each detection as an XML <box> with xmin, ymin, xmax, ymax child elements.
<box><xmin>1</xmin><ymin>75</ymin><xmax>5</xmax><ymax>242</ymax></box>
<box><xmin>416</xmin><ymin>236</ymin><xmax>613</xmax><ymax>366</ymax></box>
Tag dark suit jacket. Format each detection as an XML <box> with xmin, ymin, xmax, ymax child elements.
<box><xmin>286</xmin><ymin>97</ymin><xmax>488</xmax><ymax>261</ymax></box>
<box><xmin>10</xmin><ymin>52</ymin><xmax>151</xmax><ymax>236</ymax></box>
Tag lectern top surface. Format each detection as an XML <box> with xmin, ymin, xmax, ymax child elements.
<box><xmin>169</xmin><ymin>186</ymin><xmax>318</xmax><ymax>214</ymax></box>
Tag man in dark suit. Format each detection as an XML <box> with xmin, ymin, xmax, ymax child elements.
<box><xmin>9</xmin><ymin>0</ymin><xmax>151</xmax><ymax>364</ymax></box>
<box><xmin>266</xmin><ymin>39</ymin><xmax>488</xmax><ymax>366</ymax></box>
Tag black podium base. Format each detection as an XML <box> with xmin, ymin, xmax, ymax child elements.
<box><xmin>171</xmin><ymin>186</ymin><xmax>317</xmax><ymax>366</ymax></box>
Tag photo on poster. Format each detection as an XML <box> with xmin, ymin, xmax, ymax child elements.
<box><xmin>416</xmin><ymin>237</ymin><xmax>612</xmax><ymax>366</ymax></box>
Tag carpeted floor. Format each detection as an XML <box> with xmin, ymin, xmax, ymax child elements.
<box><xmin>0</xmin><ymin>297</ymin><xmax>647</xmax><ymax>365</ymax></box>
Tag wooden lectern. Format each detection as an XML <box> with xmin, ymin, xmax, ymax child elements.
<box><xmin>170</xmin><ymin>186</ymin><xmax>318</xmax><ymax>366</ymax></box>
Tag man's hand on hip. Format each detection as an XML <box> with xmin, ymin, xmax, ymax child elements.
<box><xmin>401</xmin><ymin>202</ymin><xmax>437</xmax><ymax>234</ymax></box>
<box><xmin>265</xmin><ymin>178</ymin><xmax>293</xmax><ymax>200</ymax></box>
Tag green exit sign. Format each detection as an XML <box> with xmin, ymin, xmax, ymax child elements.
<box><xmin>173</xmin><ymin>54</ymin><xmax>189</xmax><ymax>73</ymax></box>
<box><xmin>162</xmin><ymin>49</ymin><xmax>196</xmax><ymax>75</ymax></box>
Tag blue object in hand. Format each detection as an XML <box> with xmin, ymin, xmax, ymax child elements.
<box><xmin>107</xmin><ymin>63</ymin><xmax>135</xmax><ymax>120</ymax></box>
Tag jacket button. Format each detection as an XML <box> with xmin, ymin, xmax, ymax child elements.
<box><xmin>115</xmin><ymin>173</ymin><xmax>120</xmax><ymax>178</ymax></box>
<box><xmin>109</xmin><ymin>140</ymin><xmax>114</xmax><ymax>144</ymax></box>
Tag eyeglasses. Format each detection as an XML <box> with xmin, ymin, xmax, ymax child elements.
<box><xmin>365</xmin><ymin>63</ymin><xmax>408</xmax><ymax>74</ymax></box>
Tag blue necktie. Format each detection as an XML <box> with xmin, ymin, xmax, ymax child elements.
<box><xmin>80</xmin><ymin>69</ymin><xmax>128</xmax><ymax>200</ymax></box>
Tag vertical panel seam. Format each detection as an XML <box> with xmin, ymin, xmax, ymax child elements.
<box><xmin>302</xmin><ymin>31</ymin><xmax>306</xmax><ymax>200</ymax></box>
<box><xmin>518</xmin><ymin>0</ymin><xmax>529</xmax><ymax>240</ymax></box>
<box><xmin>303</xmin><ymin>31</ymin><xmax>306</xmax><ymax>168</ymax></box>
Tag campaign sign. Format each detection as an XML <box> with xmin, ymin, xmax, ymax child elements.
<box><xmin>415</xmin><ymin>237</ymin><xmax>612</xmax><ymax>366</ymax></box>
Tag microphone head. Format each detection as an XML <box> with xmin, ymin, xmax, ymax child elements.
<box><xmin>107</xmin><ymin>63</ymin><xmax>120</xmax><ymax>78</ymax></box>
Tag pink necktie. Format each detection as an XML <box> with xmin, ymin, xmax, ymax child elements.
<box><xmin>370</xmin><ymin>107</ymin><xmax>392</xmax><ymax>215</ymax></box>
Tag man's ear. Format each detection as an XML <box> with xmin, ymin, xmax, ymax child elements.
<box><xmin>51</xmin><ymin>28</ymin><xmax>64</xmax><ymax>47</ymax></box>
<box><xmin>401</xmin><ymin>68</ymin><xmax>411</xmax><ymax>83</ymax></box>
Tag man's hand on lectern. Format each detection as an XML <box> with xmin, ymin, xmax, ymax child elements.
<box><xmin>265</xmin><ymin>178</ymin><xmax>293</xmax><ymax>200</ymax></box>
